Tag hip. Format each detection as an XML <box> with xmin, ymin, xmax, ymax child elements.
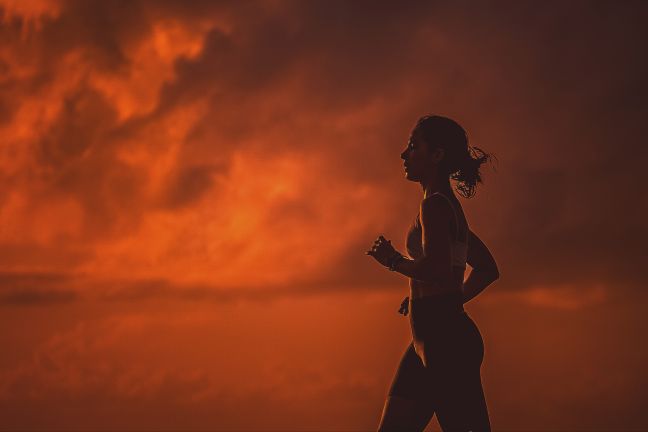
<box><xmin>407</xmin><ymin>293</ymin><xmax>484</xmax><ymax>351</ymax></box>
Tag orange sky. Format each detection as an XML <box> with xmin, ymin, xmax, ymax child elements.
<box><xmin>1</xmin><ymin>1</ymin><xmax>647</xmax><ymax>430</ymax></box>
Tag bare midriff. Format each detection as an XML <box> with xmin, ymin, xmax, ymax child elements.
<box><xmin>409</xmin><ymin>265</ymin><xmax>465</xmax><ymax>299</ymax></box>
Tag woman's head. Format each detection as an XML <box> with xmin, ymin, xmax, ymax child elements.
<box><xmin>401</xmin><ymin>115</ymin><xmax>495</xmax><ymax>198</ymax></box>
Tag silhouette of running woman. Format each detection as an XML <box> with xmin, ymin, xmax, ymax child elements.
<box><xmin>366</xmin><ymin>115</ymin><xmax>499</xmax><ymax>431</ymax></box>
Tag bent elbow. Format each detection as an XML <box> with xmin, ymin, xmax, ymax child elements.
<box><xmin>473</xmin><ymin>264</ymin><xmax>499</xmax><ymax>280</ymax></box>
<box><xmin>490</xmin><ymin>268</ymin><xmax>500</xmax><ymax>281</ymax></box>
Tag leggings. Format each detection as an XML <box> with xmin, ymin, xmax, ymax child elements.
<box><xmin>388</xmin><ymin>293</ymin><xmax>491</xmax><ymax>431</ymax></box>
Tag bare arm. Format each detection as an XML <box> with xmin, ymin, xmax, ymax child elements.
<box><xmin>462</xmin><ymin>229</ymin><xmax>499</xmax><ymax>304</ymax></box>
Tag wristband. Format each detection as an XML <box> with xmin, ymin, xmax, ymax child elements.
<box><xmin>388</xmin><ymin>252</ymin><xmax>405</xmax><ymax>271</ymax></box>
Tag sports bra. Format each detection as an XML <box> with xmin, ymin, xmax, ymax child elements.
<box><xmin>405</xmin><ymin>192</ymin><xmax>469</xmax><ymax>268</ymax></box>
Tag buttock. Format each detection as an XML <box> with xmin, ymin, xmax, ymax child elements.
<box><xmin>388</xmin><ymin>332</ymin><xmax>484</xmax><ymax>402</ymax></box>
<box><xmin>410</xmin><ymin>312</ymin><xmax>484</xmax><ymax>369</ymax></box>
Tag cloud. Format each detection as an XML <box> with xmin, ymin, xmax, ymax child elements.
<box><xmin>0</xmin><ymin>270</ymin><xmax>77</xmax><ymax>304</ymax></box>
<box><xmin>0</xmin><ymin>0</ymin><xmax>647</xmax><ymax>299</ymax></box>
<box><xmin>1</xmin><ymin>2</ymin><xmax>648</xmax><ymax>429</ymax></box>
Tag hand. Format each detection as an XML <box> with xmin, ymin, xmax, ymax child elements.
<box><xmin>365</xmin><ymin>235</ymin><xmax>400</xmax><ymax>268</ymax></box>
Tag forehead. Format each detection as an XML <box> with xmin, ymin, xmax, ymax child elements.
<box><xmin>408</xmin><ymin>129</ymin><xmax>423</xmax><ymax>143</ymax></box>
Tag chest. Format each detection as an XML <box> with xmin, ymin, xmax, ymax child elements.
<box><xmin>405</xmin><ymin>215</ymin><xmax>423</xmax><ymax>259</ymax></box>
<box><xmin>405</xmin><ymin>214</ymin><xmax>467</xmax><ymax>259</ymax></box>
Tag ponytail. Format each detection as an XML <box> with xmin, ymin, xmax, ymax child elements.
<box><xmin>451</xmin><ymin>145</ymin><xmax>497</xmax><ymax>198</ymax></box>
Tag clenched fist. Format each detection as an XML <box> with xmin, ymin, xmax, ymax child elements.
<box><xmin>365</xmin><ymin>235</ymin><xmax>402</xmax><ymax>268</ymax></box>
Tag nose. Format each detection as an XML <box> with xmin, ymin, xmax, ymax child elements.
<box><xmin>400</xmin><ymin>148</ymin><xmax>408</xmax><ymax>160</ymax></box>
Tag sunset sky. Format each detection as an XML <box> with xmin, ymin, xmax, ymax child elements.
<box><xmin>1</xmin><ymin>1</ymin><xmax>647</xmax><ymax>430</ymax></box>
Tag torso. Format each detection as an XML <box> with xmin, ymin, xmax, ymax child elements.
<box><xmin>406</xmin><ymin>193</ymin><xmax>468</xmax><ymax>299</ymax></box>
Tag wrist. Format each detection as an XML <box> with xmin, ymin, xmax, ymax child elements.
<box><xmin>387</xmin><ymin>252</ymin><xmax>406</xmax><ymax>271</ymax></box>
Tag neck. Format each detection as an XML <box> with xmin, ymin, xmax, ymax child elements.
<box><xmin>421</xmin><ymin>175</ymin><xmax>452</xmax><ymax>200</ymax></box>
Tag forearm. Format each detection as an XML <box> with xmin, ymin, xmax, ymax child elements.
<box><xmin>462</xmin><ymin>268</ymin><xmax>498</xmax><ymax>304</ymax></box>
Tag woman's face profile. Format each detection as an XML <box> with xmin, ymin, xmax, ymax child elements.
<box><xmin>401</xmin><ymin>129</ymin><xmax>443</xmax><ymax>181</ymax></box>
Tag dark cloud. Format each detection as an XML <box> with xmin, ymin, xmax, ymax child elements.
<box><xmin>2</xmin><ymin>0</ymin><xmax>647</xmax><ymax>294</ymax></box>
<box><xmin>157</xmin><ymin>164</ymin><xmax>222</xmax><ymax>209</ymax></box>
<box><xmin>0</xmin><ymin>270</ymin><xmax>70</xmax><ymax>287</ymax></box>
<box><xmin>0</xmin><ymin>288</ymin><xmax>78</xmax><ymax>305</ymax></box>
<box><xmin>1</xmin><ymin>2</ymin><xmax>648</xmax><ymax>429</ymax></box>
<box><xmin>0</xmin><ymin>271</ymin><xmax>77</xmax><ymax>305</ymax></box>
<box><xmin>0</xmin><ymin>269</ymin><xmax>395</xmax><ymax>306</ymax></box>
<box><xmin>37</xmin><ymin>87</ymin><xmax>118</xmax><ymax>168</ymax></box>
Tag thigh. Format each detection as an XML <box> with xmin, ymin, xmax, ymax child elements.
<box><xmin>431</xmin><ymin>365</ymin><xmax>491</xmax><ymax>432</ymax></box>
<box><xmin>387</xmin><ymin>342</ymin><xmax>429</xmax><ymax>399</ymax></box>
<box><xmin>426</xmin><ymin>318</ymin><xmax>490</xmax><ymax>431</ymax></box>
<box><xmin>380</xmin><ymin>343</ymin><xmax>436</xmax><ymax>431</ymax></box>
<box><xmin>377</xmin><ymin>394</ymin><xmax>435</xmax><ymax>432</ymax></box>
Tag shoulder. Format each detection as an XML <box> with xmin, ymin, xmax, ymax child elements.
<box><xmin>419</xmin><ymin>194</ymin><xmax>453</xmax><ymax>224</ymax></box>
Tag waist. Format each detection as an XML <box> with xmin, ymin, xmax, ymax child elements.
<box><xmin>409</xmin><ymin>290</ymin><xmax>465</xmax><ymax>315</ymax></box>
<box><xmin>410</xmin><ymin>274</ymin><xmax>464</xmax><ymax>296</ymax></box>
